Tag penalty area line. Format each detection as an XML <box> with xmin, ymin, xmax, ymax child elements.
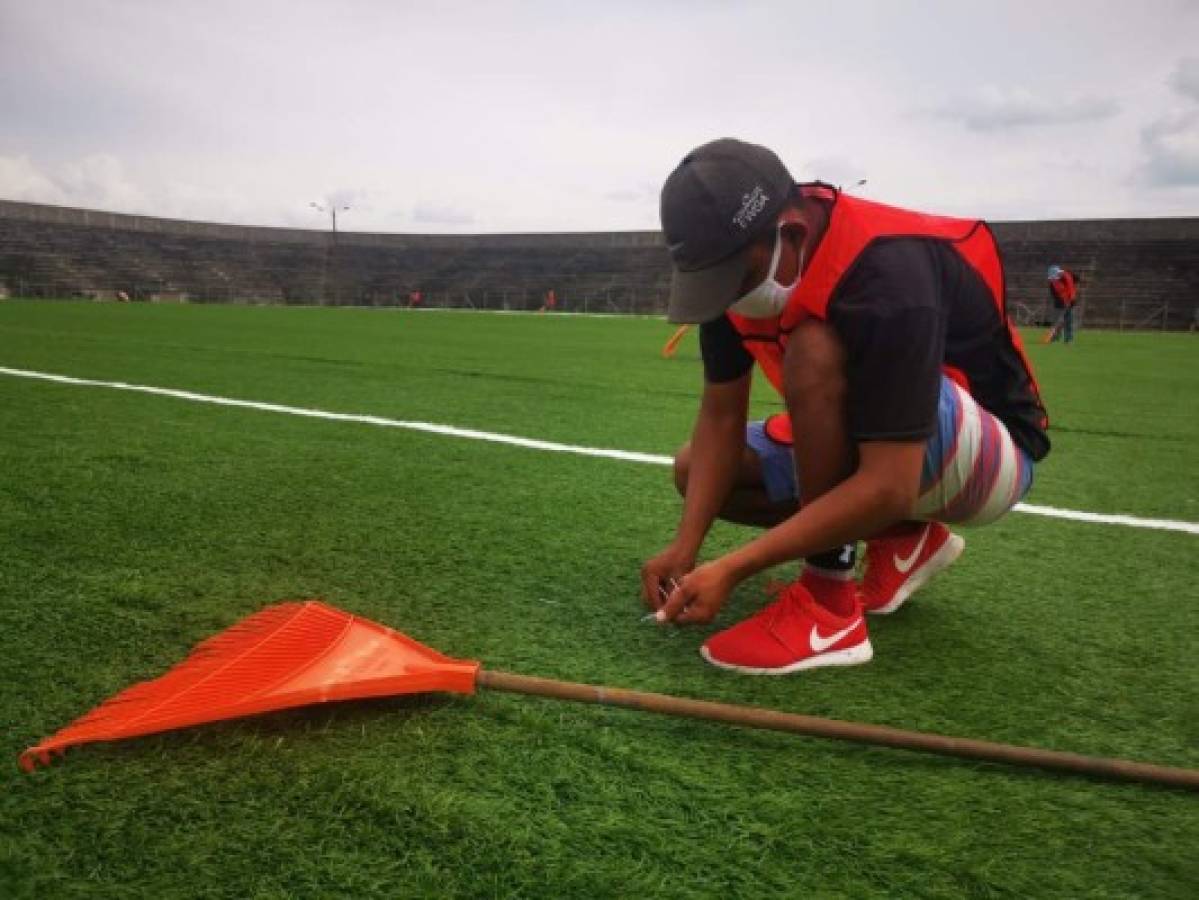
<box><xmin>2</xmin><ymin>364</ymin><xmax>1197</xmax><ymax>536</ymax></box>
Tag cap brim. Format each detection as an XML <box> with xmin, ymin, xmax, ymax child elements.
<box><xmin>665</xmin><ymin>249</ymin><xmax>750</xmax><ymax>324</ymax></box>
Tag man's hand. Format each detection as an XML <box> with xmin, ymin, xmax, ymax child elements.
<box><xmin>640</xmin><ymin>544</ymin><xmax>696</xmax><ymax>611</ymax></box>
<box><xmin>656</xmin><ymin>560</ymin><xmax>736</xmax><ymax>625</ymax></box>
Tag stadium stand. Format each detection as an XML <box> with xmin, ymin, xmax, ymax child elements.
<box><xmin>996</xmin><ymin>218</ymin><xmax>1199</xmax><ymax>330</ymax></box>
<box><xmin>1</xmin><ymin>198</ymin><xmax>1195</xmax><ymax>329</ymax></box>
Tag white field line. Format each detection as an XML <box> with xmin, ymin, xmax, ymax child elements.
<box><xmin>240</xmin><ymin>304</ymin><xmax>662</xmax><ymax>320</ymax></box>
<box><xmin>3</xmin><ymin>364</ymin><xmax>1197</xmax><ymax>536</ymax></box>
<box><xmin>380</xmin><ymin>306</ymin><xmax>663</xmax><ymax>320</ymax></box>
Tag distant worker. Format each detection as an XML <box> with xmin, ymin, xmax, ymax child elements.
<box><xmin>1044</xmin><ymin>265</ymin><xmax>1080</xmax><ymax>344</ymax></box>
<box><xmin>641</xmin><ymin>138</ymin><xmax>1049</xmax><ymax>675</ymax></box>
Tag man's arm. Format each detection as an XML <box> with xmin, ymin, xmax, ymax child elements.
<box><xmin>673</xmin><ymin>373</ymin><xmax>752</xmax><ymax>554</ymax></box>
<box><xmin>751</xmin><ymin>316</ymin><xmax>923</xmax><ymax>557</ymax></box>
<box><xmin>641</xmin><ymin>373</ymin><xmax>752</xmax><ymax>607</ymax></box>
<box><xmin>660</xmin><ymin>441</ymin><xmax>923</xmax><ymax>624</ymax></box>
<box><xmin>720</xmin><ymin>439</ymin><xmax>923</xmax><ymax>583</ymax></box>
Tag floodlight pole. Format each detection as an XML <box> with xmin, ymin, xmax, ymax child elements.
<box><xmin>309</xmin><ymin>201</ymin><xmax>351</xmax><ymax>306</ymax></box>
<box><xmin>309</xmin><ymin>201</ymin><xmax>351</xmax><ymax>236</ymax></box>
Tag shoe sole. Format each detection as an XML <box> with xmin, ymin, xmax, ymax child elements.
<box><xmin>699</xmin><ymin>639</ymin><xmax>873</xmax><ymax>675</ymax></box>
<box><xmin>869</xmin><ymin>533</ymin><xmax>966</xmax><ymax>615</ymax></box>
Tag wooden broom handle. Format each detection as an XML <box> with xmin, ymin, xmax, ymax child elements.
<box><xmin>476</xmin><ymin>669</ymin><xmax>1199</xmax><ymax>791</ymax></box>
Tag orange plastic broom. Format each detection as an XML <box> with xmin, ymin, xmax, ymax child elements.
<box><xmin>20</xmin><ymin>601</ymin><xmax>1199</xmax><ymax>790</ymax></box>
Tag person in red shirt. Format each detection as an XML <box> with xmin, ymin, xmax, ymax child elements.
<box><xmin>1045</xmin><ymin>265</ymin><xmax>1079</xmax><ymax>343</ymax></box>
<box><xmin>641</xmin><ymin>138</ymin><xmax>1049</xmax><ymax>674</ymax></box>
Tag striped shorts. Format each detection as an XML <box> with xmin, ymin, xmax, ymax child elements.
<box><xmin>746</xmin><ymin>376</ymin><xmax>1034</xmax><ymax>527</ymax></box>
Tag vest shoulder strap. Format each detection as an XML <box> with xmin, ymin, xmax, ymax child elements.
<box><xmin>784</xmin><ymin>194</ymin><xmax>985</xmax><ymax>324</ymax></box>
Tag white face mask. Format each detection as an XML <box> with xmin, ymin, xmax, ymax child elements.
<box><xmin>728</xmin><ymin>223</ymin><xmax>801</xmax><ymax>319</ymax></box>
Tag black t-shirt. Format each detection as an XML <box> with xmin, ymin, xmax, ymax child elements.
<box><xmin>700</xmin><ymin>237</ymin><xmax>1050</xmax><ymax>460</ymax></box>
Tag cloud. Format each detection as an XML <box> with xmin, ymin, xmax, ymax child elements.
<box><xmin>411</xmin><ymin>203</ymin><xmax>475</xmax><ymax>226</ymax></box>
<box><xmin>923</xmin><ymin>86</ymin><xmax>1119</xmax><ymax>132</ymax></box>
<box><xmin>797</xmin><ymin>155</ymin><xmax>867</xmax><ymax>189</ymax></box>
<box><xmin>1129</xmin><ymin>58</ymin><xmax>1199</xmax><ymax>190</ymax></box>
<box><xmin>3</xmin><ymin>5</ymin><xmax>1198</xmax><ymax>225</ymax></box>
<box><xmin>1170</xmin><ymin>57</ymin><xmax>1199</xmax><ymax>103</ymax></box>
<box><xmin>1139</xmin><ymin>111</ymin><xmax>1199</xmax><ymax>186</ymax></box>
<box><xmin>58</xmin><ymin>154</ymin><xmax>151</xmax><ymax>211</ymax></box>
<box><xmin>0</xmin><ymin>153</ymin><xmax>284</xmax><ymax>225</ymax></box>
<box><xmin>323</xmin><ymin>187</ymin><xmax>368</xmax><ymax>210</ymax></box>
<box><xmin>604</xmin><ymin>185</ymin><xmax>656</xmax><ymax>204</ymax></box>
<box><xmin>0</xmin><ymin>155</ymin><xmax>64</xmax><ymax>204</ymax></box>
<box><xmin>0</xmin><ymin>153</ymin><xmax>149</xmax><ymax>211</ymax></box>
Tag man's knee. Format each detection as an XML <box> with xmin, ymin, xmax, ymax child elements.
<box><xmin>672</xmin><ymin>443</ymin><xmax>691</xmax><ymax>497</ymax></box>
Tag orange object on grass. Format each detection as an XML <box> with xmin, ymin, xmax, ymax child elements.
<box><xmin>661</xmin><ymin>325</ymin><xmax>691</xmax><ymax>358</ymax></box>
<box><xmin>19</xmin><ymin>601</ymin><xmax>479</xmax><ymax>772</ymax></box>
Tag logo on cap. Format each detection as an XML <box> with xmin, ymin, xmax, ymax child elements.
<box><xmin>732</xmin><ymin>185</ymin><xmax>769</xmax><ymax>230</ymax></box>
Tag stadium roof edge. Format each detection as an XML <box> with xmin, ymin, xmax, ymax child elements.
<box><xmin>1</xmin><ymin>197</ymin><xmax>1197</xmax><ymax>246</ymax></box>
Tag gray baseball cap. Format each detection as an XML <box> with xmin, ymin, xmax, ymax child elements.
<box><xmin>660</xmin><ymin>138</ymin><xmax>794</xmax><ymax>324</ymax></box>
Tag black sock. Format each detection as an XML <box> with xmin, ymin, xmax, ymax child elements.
<box><xmin>806</xmin><ymin>543</ymin><xmax>857</xmax><ymax>577</ymax></box>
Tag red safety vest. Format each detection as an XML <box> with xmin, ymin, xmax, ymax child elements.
<box><xmin>1050</xmin><ymin>270</ymin><xmax>1077</xmax><ymax>305</ymax></box>
<box><xmin>727</xmin><ymin>189</ymin><xmax>1047</xmax><ymax>444</ymax></box>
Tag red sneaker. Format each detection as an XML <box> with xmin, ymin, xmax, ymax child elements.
<box><xmin>859</xmin><ymin>522</ymin><xmax>965</xmax><ymax>615</ymax></box>
<box><xmin>700</xmin><ymin>583</ymin><xmax>872</xmax><ymax>674</ymax></box>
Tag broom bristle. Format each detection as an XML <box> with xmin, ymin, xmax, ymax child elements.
<box><xmin>20</xmin><ymin>601</ymin><xmax>479</xmax><ymax>771</ymax></box>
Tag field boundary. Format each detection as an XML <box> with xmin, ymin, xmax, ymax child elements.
<box><xmin>3</xmin><ymin>364</ymin><xmax>1196</xmax><ymax>536</ymax></box>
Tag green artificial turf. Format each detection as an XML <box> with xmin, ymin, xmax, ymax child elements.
<box><xmin>1</xmin><ymin>301</ymin><xmax>1196</xmax><ymax>898</ymax></box>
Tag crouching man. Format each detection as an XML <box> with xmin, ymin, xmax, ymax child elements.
<box><xmin>641</xmin><ymin>138</ymin><xmax>1050</xmax><ymax>674</ymax></box>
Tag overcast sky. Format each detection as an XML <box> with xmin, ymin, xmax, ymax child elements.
<box><xmin>2</xmin><ymin>0</ymin><xmax>1197</xmax><ymax>232</ymax></box>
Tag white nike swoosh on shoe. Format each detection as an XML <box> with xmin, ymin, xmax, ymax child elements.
<box><xmin>894</xmin><ymin>525</ymin><xmax>931</xmax><ymax>574</ymax></box>
<box><xmin>809</xmin><ymin>619</ymin><xmax>862</xmax><ymax>654</ymax></box>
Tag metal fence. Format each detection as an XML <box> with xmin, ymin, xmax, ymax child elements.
<box><xmin>1004</xmin><ymin>297</ymin><xmax>1196</xmax><ymax>332</ymax></box>
<box><xmin>0</xmin><ymin>279</ymin><xmax>673</xmax><ymax>316</ymax></box>
<box><xmin>3</xmin><ymin>280</ymin><xmax>1195</xmax><ymax>330</ymax></box>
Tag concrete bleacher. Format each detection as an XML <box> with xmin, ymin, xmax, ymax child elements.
<box><xmin>0</xmin><ymin>198</ymin><xmax>1195</xmax><ymax>329</ymax></box>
